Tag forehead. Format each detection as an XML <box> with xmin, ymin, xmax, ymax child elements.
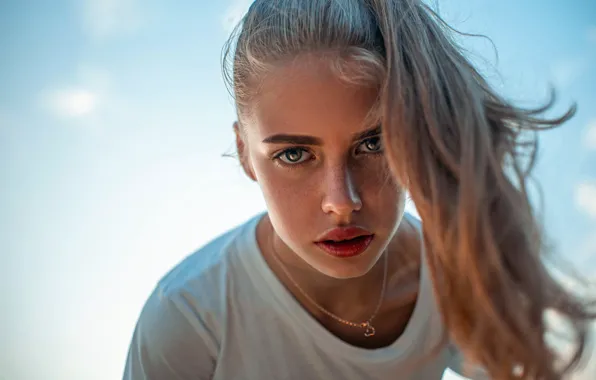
<box><xmin>250</xmin><ymin>55</ymin><xmax>380</xmax><ymax>139</ymax></box>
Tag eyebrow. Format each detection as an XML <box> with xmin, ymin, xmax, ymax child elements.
<box><xmin>262</xmin><ymin>125</ymin><xmax>381</xmax><ymax>145</ymax></box>
<box><xmin>262</xmin><ymin>134</ymin><xmax>323</xmax><ymax>145</ymax></box>
<box><xmin>353</xmin><ymin>125</ymin><xmax>381</xmax><ymax>141</ymax></box>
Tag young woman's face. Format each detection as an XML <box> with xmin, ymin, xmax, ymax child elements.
<box><xmin>237</xmin><ymin>55</ymin><xmax>406</xmax><ymax>279</ymax></box>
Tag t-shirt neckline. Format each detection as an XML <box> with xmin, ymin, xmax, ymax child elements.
<box><xmin>239</xmin><ymin>212</ymin><xmax>432</xmax><ymax>364</ymax></box>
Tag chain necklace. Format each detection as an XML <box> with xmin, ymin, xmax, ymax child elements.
<box><xmin>269</xmin><ymin>236</ymin><xmax>388</xmax><ymax>338</ymax></box>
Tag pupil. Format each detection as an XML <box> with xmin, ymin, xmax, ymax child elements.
<box><xmin>286</xmin><ymin>150</ymin><xmax>301</xmax><ymax>162</ymax></box>
<box><xmin>367</xmin><ymin>138</ymin><xmax>379</xmax><ymax>151</ymax></box>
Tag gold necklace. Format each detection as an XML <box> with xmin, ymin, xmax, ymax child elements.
<box><xmin>269</xmin><ymin>236</ymin><xmax>388</xmax><ymax>338</ymax></box>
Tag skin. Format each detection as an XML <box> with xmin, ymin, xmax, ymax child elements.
<box><xmin>235</xmin><ymin>54</ymin><xmax>421</xmax><ymax>348</ymax></box>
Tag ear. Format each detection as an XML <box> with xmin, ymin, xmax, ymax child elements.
<box><xmin>234</xmin><ymin>121</ymin><xmax>257</xmax><ymax>182</ymax></box>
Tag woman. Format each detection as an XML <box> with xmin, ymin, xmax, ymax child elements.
<box><xmin>124</xmin><ymin>0</ymin><xmax>594</xmax><ymax>379</ymax></box>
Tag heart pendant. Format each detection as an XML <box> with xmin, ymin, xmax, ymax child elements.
<box><xmin>363</xmin><ymin>321</ymin><xmax>376</xmax><ymax>337</ymax></box>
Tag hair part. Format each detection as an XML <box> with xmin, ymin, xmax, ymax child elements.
<box><xmin>222</xmin><ymin>0</ymin><xmax>596</xmax><ymax>378</ymax></box>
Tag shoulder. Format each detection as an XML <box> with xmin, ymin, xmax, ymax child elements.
<box><xmin>149</xmin><ymin>213</ymin><xmax>262</xmax><ymax>333</ymax></box>
<box><xmin>125</xmin><ymin>275</ymin><xmax>220</xmax><ymax>378</ymax></box>
<box><xmin>158</xmin><ymin>214</ymin><xmax>260</xmax><ymax>303</ymax></box>
<box><xmin>124</xmin><ymin>214</ymin><xmax>264</xmax><ymax>378</ymax></box>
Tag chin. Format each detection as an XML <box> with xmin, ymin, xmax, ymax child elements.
<box><xmin>314</xmin><ymin>253</ymin><xmax>381</xmax><ymax>279</ymax></box>
<box><xmin>322</xmin><ymin>267</ymin><xmax>369</xmax><ymax>280</ymax></box>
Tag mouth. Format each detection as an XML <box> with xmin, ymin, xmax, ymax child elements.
<box><xmin>314</xmin><ymin>227</ymin><xmax>374</xmax><ymax>258</ymax></box>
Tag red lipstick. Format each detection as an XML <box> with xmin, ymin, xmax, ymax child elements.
<box><xmin>314</xmin><ymin>226</ymin><xmax>374</xmax><ymax>258</ymax></box>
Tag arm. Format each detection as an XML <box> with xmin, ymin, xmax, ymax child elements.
<box><xmin>123</xmin><ymin>285</ymin><xmax>218</xmax><ymax>380</ymax></box>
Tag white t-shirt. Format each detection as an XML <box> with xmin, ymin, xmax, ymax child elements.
<box><xmin>124</xmin><ymin>213</ymin><xmax>474</xmax><ymax>380</ymax></box>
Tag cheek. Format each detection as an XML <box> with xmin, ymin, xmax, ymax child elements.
<box><xmin>355</xmin><ymin>159</ymin><xmax>404</xmax><ymax>207</ymax></box>
<box><xmin>252</xmin><ymin>159</ymin><xmax>319</xmax><ymax>217</ymax></box>
<box><xmin>253</xmin><ymin>163</ymin><xmax>322</xmax><ymax>247</ymax></box>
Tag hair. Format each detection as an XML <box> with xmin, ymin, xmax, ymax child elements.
<box><xmin>222</xmin><ymin>0</ymin><xmax>596</xmax><ymax>378</ymax></box>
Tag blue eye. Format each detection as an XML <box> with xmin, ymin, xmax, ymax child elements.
<box><xmin>276</xmin><ymin>148</ymin><xmax>312</xmax><ymax>164</ymax></box>
<box><xmin>357</xmin><ymin>136</ymin><xmax>383</xmax><ymax>154</ymax></box>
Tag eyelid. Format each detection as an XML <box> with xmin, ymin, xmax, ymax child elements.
<box><xmin>357</xmin><ymin>133</ymin><xmax>381</xmax><ymax>144</ymax></box>
<box><xmin>272</xmin><ymin>146</ymin><xmax>309</xmax><ymax>158</ymax></box>
<box><xmin>363</xmin><ymin>133</ymin><xmax>381</xmax><ymax>141</ymax></box>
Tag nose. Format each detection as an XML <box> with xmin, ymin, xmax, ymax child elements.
<box><xmin>321</xmin><ymin>164</ymin><xmax>362</xmax><ymax>219</ymax></box>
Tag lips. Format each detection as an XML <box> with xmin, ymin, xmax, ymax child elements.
<box><xmin>315</xmin><ymin>226</ymin><xmax>374</xmax><ymax>258</ymax></box>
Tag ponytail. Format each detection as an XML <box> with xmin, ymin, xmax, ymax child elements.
<box><xmin>371</xmin><ymin>1</ymin><xmax>595</xmax><ymax>378</ymax></box>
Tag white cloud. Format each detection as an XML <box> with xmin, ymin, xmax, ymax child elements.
<box><xmin>583</xmin><ymin>119</ymin><xmax>596</xmax><ymax>150</ymax></box>
<box><xmin>81</xmin><ymin>0</ymin><xmax>143</xmax><ymax>40</ymax></box>
<box><xmin>550</xmin><ymin>58</ymin><xmax>587</xmax><ymax>88</ymax></box>
<box><xmin>43</xmin><ymin>88</ymin><xmax>98</xmax><ymax>118</ymax></box>
<box><xmin>222</xmin><ymin>0</ymin><xmax>253</xmax><ymax>34</ymax></box>
<box><xmin>41</xmin><ymin>65</ymin><xmax>111</xmax><ymax>119</ymax></box>
<box><xmin>575</xmin><ymin>182</ymin><xmax>596</xmax><ymax>219</ymax></box>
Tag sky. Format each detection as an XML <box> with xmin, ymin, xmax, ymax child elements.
<box><xmin>0</xmin><ymin>0</ymin><xmax>595</xmax><ymax>379</ymax></box>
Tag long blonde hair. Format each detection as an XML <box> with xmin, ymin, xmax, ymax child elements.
<box><xmin>222</xmin><ymin>0</ymin><xmax>595</xmax><ymax>378</ymax></box>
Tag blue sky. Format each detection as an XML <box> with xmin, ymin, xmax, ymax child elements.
<box><xmin>1</xmin><ymin>1</ymin><xmax>595</xmax><ymax>379</ymax></box>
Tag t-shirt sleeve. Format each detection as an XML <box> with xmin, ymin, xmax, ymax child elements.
<box><xmin>123</xmin><ymin>285</ymin><xmax>218</xmax><ymax>380</ymax></box>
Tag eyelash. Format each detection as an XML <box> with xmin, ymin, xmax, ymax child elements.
<box><xmin>272</xmin><ymin>136</ymin><xmax>383</xmax><ymax>167</ymax></box>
